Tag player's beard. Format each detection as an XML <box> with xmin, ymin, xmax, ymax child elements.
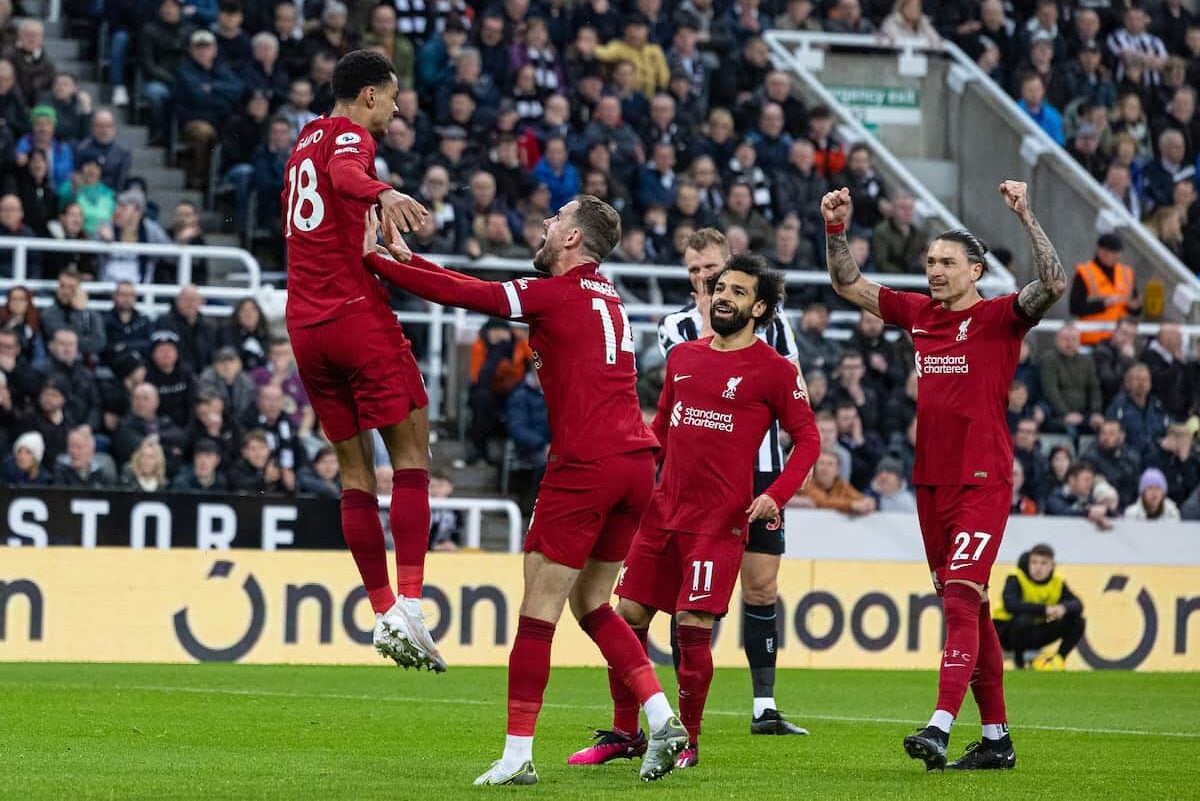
<box><xmin>710</xmin><ymin>302</ymin><xmax>753</xmax><ymax>336</ymax></box>
<box><xmin>532</xmin><ymin>239</ymin><xmax>557</xmax><ymax>274</ymax></box>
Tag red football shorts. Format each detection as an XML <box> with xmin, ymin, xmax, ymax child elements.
<box><xmin>915</xmin><ymin>482</ymin><xmax>1010</xmax><ymax>594</ymax></box>
<box><xmin>523</xmin><ymin>449</ymin><xmax>656</xmax><ymax>569</ymax></box>
<box><xmin>289</xmin><ymin>309</ymin><xmax>428</xmax><ymax>444</ymax></box>
<box><xmin>617</xmin><ymin>524</ymin><xmax>745</xmax><ymax>617</ymax></box>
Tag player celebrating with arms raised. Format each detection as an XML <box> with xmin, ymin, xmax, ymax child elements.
<box><xmin>363</xmin><ymin>196</ymin><xmax>688</xmax><ymax>786</ymax></box>
<box><xmin>281</xmin><ymin>50</ymin><xmax>441</xmax><ymax>671</ymax></box>
<box><xmin>822</xmin><ymin>181</ymin><xmax>1066</xmax><ymax>770</ymax></box>
<box><xmin>604</xmin><ymin>254</ymin><xmax>820</xmax><ymax>769</ymax></box>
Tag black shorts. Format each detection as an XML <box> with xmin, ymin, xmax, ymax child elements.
<box><xmin>746</xmin><ymin>471</ymin><xmax>786</xmax><ymax>556</ymax></box>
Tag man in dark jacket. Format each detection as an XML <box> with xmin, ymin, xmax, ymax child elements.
<box><xmin>138</xmin><ymin>0</ymin><xmax>192</xmax><ymax>143</ymax></box>
<box><xmin>44</xmin><ymin>328</ymin><xmax>100</xmax><ymax>429</ymax></box>
<box><xmin>52</xmin><ymin>424</ymin><xmax>118</xmax><ymax>488</ymax></box>
<box><xmin>1082</xmin><ymin>418</ymin><xmax>1142</xmax><ymax>508</ymax></box>
<box><xmin>145</xmin><ymin>331</ymin><xmax>195</xmax><ymax>429</ymax></box>
<box><xmin>101</xmin><ymin>280</ymin><xmax>153</xmax><ymax>365</ymax></box>
<box><xmin>174</xmin><ymin>29</ymin><xmax>243</xmax><ymax>189</ymax></box>
<box><xmin>992</xmin><ymin>544</ymin><xmax>1085</xmax><ymax>670</ymax></box>
<box><xmin>506</xmin><ymin>368</ymin><xmax>549</xmax><ymax>478</ymax></box>
<box><xmin>226</xmin><ymin>428</ymin><xmax>286</xmax><ymax>494</ymax></box>
<box><xmin>1106</xmin><ymin>363</ymin><xmax>1171</xmax><ymax>453</ymax></box>
<box><xmin>170</xmin><ymin>437</ymin><xmax>228</xmax><ymax>492</ymax></box>
<box><xmin>114</xmin><ymin>382</ymin><xmax>186</xmax><ymax>467</ymax></box>
<box><xmin>154</xmin><ymin>284</ymin><xmax>215</xmax><ymax>374</ymax></box>
<box><xmin>18</xmin><ymin>379</ymin><xmax>76</xmax><ymax>467</ymax></box>
<box><xmin>8</xmin><ymin>19</ymin><xmax>55</xmax><ymax>105</ymax></box>
<box><xmin>75</xmin><ymin>110</ymin><xmax>132</xmax><ymax>192</ymax></box>
<box><xmin>1143</xmin><ymin>424</ymin><xmax>1200</xmax><ymax>505</ymax></box>
<box><xmin>40</xmin><ymin>270</ymin><xmax>106</xmax><ymax>359</ymax></box>
<box><xmin>1139</xmin><ymin>323</ymin><xmax>1190</xmax><ymax>421</ymax></box>
<box><xmin>1093</xmin><ymin>317</ymin><xmax>1139</xmax><ymax>407</ymax></box>
<box><xmin>771</xmin><ymin>139</ymin><xmax>827</xmax><ymax>249</ymax></box>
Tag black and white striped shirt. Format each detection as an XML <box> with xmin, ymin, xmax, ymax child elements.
<box><xmin>1106</xmin><ymin>28</ymin><xmax>1168</xmax><ymax>86</ymax></box>
<box><xmin>657</xmin><ymin>303</ymin><xmax>799</xmax><ymax>473</ymax></box>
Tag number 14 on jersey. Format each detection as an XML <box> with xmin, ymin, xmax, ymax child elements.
<box><xmin>592</xmin><ymin>298</ymin><xmax>634</xmax><ymax>364</ymax></box>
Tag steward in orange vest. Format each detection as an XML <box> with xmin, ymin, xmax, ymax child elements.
<box><xmin>1069</xmin><ymin>233</ymin><xmax>1141</xmax><ymax>345</ymax></box>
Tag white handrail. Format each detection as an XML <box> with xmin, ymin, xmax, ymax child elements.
<box><xmin>762</xmin><ymin>30</ymin><xmax>1018</xmax><ymax>295</ymax></box>
<box><xmin>0</xmin><ymin>237</ymin><xmax>262</xmax><ymax>289</ymax></box>
<box><xmin>377</xmin><ymin>494</ymin><xmax>525</xmax><ymax>552</ymax></box>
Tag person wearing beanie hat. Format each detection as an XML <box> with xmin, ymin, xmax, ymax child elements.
<box><xmin>869</xmin><ymin>455</ymin><xmax>916</xmax><ymax>512</ymax></box>
<box><xmin>1069</xmin><ymin>231</ymin><xmax>1141</xmax><ymax>345</ymax></box>
<box><xmin>16</xmin><ymin>104</ymin><xmax>74</xmax><ymax>192</ymax></box>
<box><xmin>1124</xmin><ymin>467</ymin><xmax>1181</xmax><ymax>520</ymax></box>
<box><xmin>1</xmin><ymin>430</ymin><xmax>52</xmax><ymax>485</ymax></box>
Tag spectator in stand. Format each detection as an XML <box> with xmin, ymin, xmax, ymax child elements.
<box><xmin>823</xmin><ymin>0</ymin><xmax>877</xmax><ymax>35</ymax></box>
<box><xmin>242</xmin><ymin>383</ymin><xmax>299</xmax><ymax>493</ymax></box>
<box><xmin>1010</xmin><ymin>459</ymin><xmax>1039</xmax><ymax>515</ymax></box>
<box><xmin>278</xmin><ymin>79</ymin><xmax>317</xmax><ymax>140</ymax></box>
<box><xmin>1108</xmin><ymin>4</ymin><xmax>1168</xmax><ymax>89</ymax></box>
<box><xmin>1044</xmin><ymin>459</ymin><xmax>1115</xmax><ymax>530</ymax></box>
<box><xmin>139</xmin><ymin>0</ymin><xmax>191</xmax><ymax>145</ymax></box>
<box><xmin>226</xmin><ymin>428</ymin><xmax>285</xmax><ymax>494</ymax></box>
<box><xmin>0</xmin><ymin>284</ymin><xmax>42</xmax><ymax>364</ymax></box>
<box><xmin>271</xmin><ymin>2</ymin><xmax>306</xmax><ymax>80</ymax></box>
<box><xmin>1039</xmin><ymin>323</ymin><xmax>1104</xmax><ymax>435</ymax></box>
<box><xmin>213</xmin><ymin>1</ymin><xmax>251</xmax><ymax>74</ymax></box>
<box><xmin>114</xmin><ymin>381</ymin><xmax>186</xmax><ymax>467</ymax></box>
<box><xmin>1143</xmin><ymin>423</ymin><xmax>1200</xmax><ymax>505</ymax></box>
<box><xmin>46</xmin><ymin>72</ymin><xmax>91</xmax><ymax>143</ymax></box>
<box><xmin>1094</xmin><ymin>317</ymin><xmax>1140</xmax><ymax>406</ymax></box>
<box><xmin>880</xmin><ymin>0</ymin><xmax>940</xmax><ymax>45</ymax></box>
<box><xmin>302</xmin><ymin>0</ymin><xmax>357</xmax><ymax>61</ymax></box>
<box><xmin>1070</xmin><ymin>233</ymin><xmax>1141</xmax><ymax>346</ymax></box>
<box><xmin>746</xmin><ymin>102</ymin><xmax>792</xmax><ymax>175</ymax></box>
<box><xmin>1067</xmin><ymin>124</ymin><xmax>1107</xmax><ymax>183</ymax></box>
<box><xmin>106</xmin><ymin>0</ymin><xmax>139</xmax><ymax>107</ymax></box>
<box><xmin>154</xmin><ymin>285</ymin><xmax>214</xmax><ymax>375</ymax></box>
<box><xmin>198</xmin><ymin>346</ymin><xmax>256</xmax><ymax>425</ymax></box>
<box><xmin>1140</xmin><ymin>323</ymin><xmax>1190</xmax><ymax>421</ymax></box>
<box><xmin>101</xmin><ymin>281</ymin><xmax>152</xmax><ymax>365</ymax></box>
<box><xmin>217</xmin><ymin>298</ymin><xmax>268</xmax><ymax>372</ymax></box>
<box><xmin>1</xmin><ymin>430</ymin><xmax>50</xmax><ymax>485</ymax></box>
<box><xmin>97</xmin><ymin>190</ymin><xmax>172</xmax><ymax>284</ymax></box>
<box><xmin>66</xmin><ymin>156</ymin><xmax>115</xmax><ymax>236</ymax></box>
<box><xmin>794</xmin><ymin>301</ymin><xmax>841</xmax><ymax>376</ymax></box>
<box><xmin>835</xmin><ymin>144</ymin><xmax>891</xmax><ymax>232</ymax></box>
<box><xmin>428</xmin><ymin>469</ymin><xmax>463</xmax><ymax>550</ymax></box>
<box><xmin>145</xmin><ymin>330</ymin><xmax>195</xmax><ymax>428</ymax></box>
<box><xmin>1103</xmin><ymin>162</ymin><xmax>1143</xmax><ymax>219</ymax></box>
<box><xmin>245</xmin><ymin>32</ymin><xmax>290</xmax><ymax>109</ymax></box>
<box><xmin>766</xmin><ymin>218</ymin><xmax>815</xmax><ymax>272</ymax></box>
<box><xmin>1107</xmin><ymin>362</ymin><xmax>1171</xmax><ymax>453</ymax></box>
<box><xmin>171</xmin><ymin>437</ymin><xmax>227</xmax><ymax>491</ymax></box>
<box><xmin>792</xmin><ymin>451</ymin><xmax>875</xmax><ymax>514</ymax></box>
<box><xmin>0</xmin><ymin>57</ymin><xmax>27</xmax><ymax>142</ymax></box>
<box><xmin>175</xmin><ymin>29</ymin><xmax>244</xmax><ymax>191</ymax></box>
<box><xmin>41</xmin><ymin>270</ymin><xmax>106</xmax><ymax>359</ymax></box>
<box><xmin>872</xmin><ymin>194</ymin><xmax>925</xmax><ymax>273</ymax></box>
<box><xmin>1178</xmin><ymin>480</ymin><xmax>1200</xmax><ymax>520</ymax></box>
<box><xmin>12</xmin><ymin>148</ymin><xmax>56</xmax><ymax>237</ymax></box>
<box><xmin>1124</xmin><ymin>466</ymin><xmax>1181</xmax><ymax>520</ymax></box>
<box><xmin>531</xmin><ymin>136</ymin><xmax>579</xmax><ymax>214</ymax></box>
<box><xmin>44</xmin><ymin>326</ymin><xmax>99</xmax><ymax>425</ymax></box>
<box><xmin>774</xmin><ymin>0</ymin><xmax>821</xmax><ymax>33</ymax></box>
<box><xmin>718</xmin><ymin>182</ymin><xmax>771</xmax><ymax>251</ymax></box>
<box><xmin>18</xmin><ymin>378</ymin><xmax>75</xmax><ymax>465</ymax></box>
<box><xmin>1016</xmin><ymin>69</ymin><xmax>1064</xmax><ymax>146</ymax></box>
<box><xmin>0</xmin><ymin>194</ymin><xmax>40</xmax><ymax>278</ymax></box>
<box><xmin>361</xmin><ymin>3</ymin><xmax>414</xmax><ymax>90</ymax></box>
<box><xmin>466</xmin><ymin>318</ymin><xmax>531</xmax><ymax>465</ymax></box>
<box><xmin>297</xmin><ymin>444</ymin><xmax>340</xmax><ymax>498</ymax></box>
<box><xmin>250</xmin><ymin>115</ymin><xmax>292</xmax><ymax>232</ymax></box>
<box><xmin>993</xmin><ymin>543</ymin><xmax>1085</xmax><ymax>671</ymax></box>
<box><xmin>833</xmin><ymin>349</ymin><xmax>884</xmax><ymax>434</ymax></box>
<box><xmin>120</xmin><ymin>434</ymin><xmax>168</xmax><ymax>492</ymax></box>
<box><xmin>250</xmin><ymin>337</ymin><xmax>310</xmax><ymax>433</ymax></box>
<box><xmin>510</xmin><ymin>16</ymin><xmax>563</xmax><ymax>97</ymax></box>
<box><xmin>1084</xmin><ymin>418</ymin><xmax>1142</xmax><ymax>508</ymax></box>
<box><xmin>16</xmin><ymin>107</ymin><xmax>73</xmax><ymax>194</ymax></box>
<box><xmin>376</xmin><ymin>116</ymin><xmax>424</xmax><ymax>193</ymax></box>
<box><xmin>1143</xmin><ymin>129</ymin><xmax>1191</xmax><ymax>210</ymax></box>
<box><xmin>53</xmin><ymin>424</ymin><xmax>116</xmax><ymax>488</ymax></box>
<box><xmin>99</xmin><ymin>349</ymin><xmax>144</xmax><ymax>436</ymax></box>
<box><xmin>1059</xmin><ymin>43</ymin><xmax>1116</xmax><ymax>112</ymax></box>
<box><xmin>868</xmin><ymin>456</ymin><xmax>916</xmax><ymax>512</ymax></box>
<box><xmin>183</xmin><ymin>390</ymin><xmax>239</xmax><ymax>462</ymax></box>
<box><xmin>0</xmin><ymin>327</ymin><xmax>40</xmax><ymax>412</ymax></box>
<box><xmin>8</xmin><ymin>19</ymin><xmax>54</xmax><ymax>104</ymax></box>
<box><xmin>218</xmin><ymin>91</ymin><xmax>268</xmax><ymax>233</ymax></box>
<box><xmin>772</xmin><ymin>138</ymin><xmax>827</xmax><ymax>247</ymax></box>
<box><xmin>1112</xmin><ymin>93</ymin><xmax>1153</xmax><ymax>158</ymax></box>
<box><xmin>835</xmin><ymin>400</ymin><xmax>885</xmax><ymax>490</ymax></box>
<box><xmin>506</xmin><ymin>364</ymin><xmax>549</xmax><ymax>484</ymax></box>
<box><xmin>595</xmin><ymin>15</ymin><xmax>668</xmax><ymax>99</ymax></box>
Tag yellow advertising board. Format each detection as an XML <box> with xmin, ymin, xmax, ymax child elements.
<box><xmin>1</xmin><ymin>549</ymin><xmax>1197</xmax><ymax>670</ymax></box>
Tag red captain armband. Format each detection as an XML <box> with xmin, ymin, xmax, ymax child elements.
<box><xmin>825</xmin><ymin>222</ymin><xmax>846</xmax><ymax>235</ymax></box>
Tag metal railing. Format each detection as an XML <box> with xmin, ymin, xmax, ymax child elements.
<box><xmin>378</xmin><ymin>494</ymin><xmax>525</xmax><ymax>552</ymax></box>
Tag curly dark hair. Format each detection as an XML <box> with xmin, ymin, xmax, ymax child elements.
<box><xmin>332</xmin><ymin>49</ymin><xmax>397</xmax><ymax>101</ymax></box>
<box><xmin>706</xmin><ymin>252</ymin><xmax>785</xmax><ymax>330</ymax></box>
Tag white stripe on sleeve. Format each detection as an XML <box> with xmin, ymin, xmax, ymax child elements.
<box><xmin>501</xmin><ymin>281</ymin><xmax>523</xmax><ymax>318</ymax></box>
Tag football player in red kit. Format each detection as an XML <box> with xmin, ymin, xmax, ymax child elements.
<box><xmin>822</xmin><ymin>181</ymin><xmax>1067</xmax><ymax>770</ymax></box>
<box><xmin>362</xmin><ymin>196</ymin><xmax>688</xmax><ymax>786</ymax></box>
<box><xmin>281</xmin><ymin>50</ymin><xmax>442</xmax><ymax>671</ymax></box>
<box><xmin>594</xmin><ymin>254</ymin><xmax>820</xmax><ymax>769</ymax></box>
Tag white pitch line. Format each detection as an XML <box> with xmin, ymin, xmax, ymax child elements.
<box><xmin>15</xmin><ymin>681</ymin><xmax>1200</xmax><ymax>740</ymax></box>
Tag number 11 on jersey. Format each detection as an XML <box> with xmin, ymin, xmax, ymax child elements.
<box><xmin>592</xmin><ymin>298</ymin><xmax>635</xmax><ymax>364</ymax></box>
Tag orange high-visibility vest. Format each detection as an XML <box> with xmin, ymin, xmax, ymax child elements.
<box><xmin>1075</xmin><ymin>260</ymin><xmax>1135</xmax><ymax>344</ymax></box>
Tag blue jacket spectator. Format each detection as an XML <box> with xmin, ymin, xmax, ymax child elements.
<box><xmin>532</xmin><ymin>137</ymin><xmax>580</xmax><ymax>213</ymax></box>
<box><xmin>174</xmin><ymin>43</ymin><xmax>244</xmax><ymax>127</ymax></box>
<box><xmin>16</xmin><ymin>107</ymin><xmax>74</xmax><ymax>194</ymax></box>
<box><xmin>507</xmin><ymin>373</ymin><xmax>549</xmax><ymax>463</ymax></box>
<box><xmin>75</xmin><ymin>110</ymin><xmax>133</xmax><ymax>192</ymax></box>
<box><xmin>1106</xmin><ymin>366</ymin><xmax>1171</xmax><ymax>453</ymax></box>
<box><xmin>1016</xmin><ymin>71</ymin><xmax>1065</xmax><ymax>146</ymax></box>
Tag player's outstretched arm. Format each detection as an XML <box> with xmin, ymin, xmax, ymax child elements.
<box><xmin>1002</xmin><ymin>180</ymin><xmax>1067</xmax><ymax>322</ymax></box>
<box><xmin>822</xmin><ymin>188</ymin><xmax>882</xmax><ymax>317</ymax></box>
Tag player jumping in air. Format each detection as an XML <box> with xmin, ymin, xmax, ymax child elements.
<box><xmin>592</xmin><ymin>254</ymin><xmax>820</xmax><ymax>769</ymax></box>
<box><xmin>822</xmin><ymin>181</ymin><xmax>1067</xmax><ymax>770</ymax></box>
<box><xmin>281</xmin><ymin>50</ymin><xmax>443</xmax><ymax>671</ymax></box>
<box><xmin>362</xmin><ymin>196</ymin><xmax>688</xmax><ymax>786</ymax></box>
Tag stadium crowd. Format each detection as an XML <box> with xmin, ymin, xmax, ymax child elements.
<box><xmin>0</xmin><ymin>0</ymin><xmax>1197</xmax><ymax>529</ymax></box>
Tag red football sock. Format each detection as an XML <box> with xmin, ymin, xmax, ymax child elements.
<box><xmin>579</xmin><ymin>605</ymin><xmax>656</xmax><ymax>735</ymax></box>
<box><xmin>340</xmin><ymin>489</ymin><xmax>394</xmax><ymax>614</ymax></box>
<box><xmin>389</xmin><ymin>468</ymin><xmax>430</xmax><ymax>598</ymax></box>
<box><xmin>936</xmin><ymin>583</ymin><xmax>982</xmax><ymax>717</ymax></box>
<box><xmin>972</xmin><ymin>599</ymin><xmax>1008</xmax><ymax>726</ymax></box>
<box><xmin>507</xmin><ymin>616</ymin><xmax>557</xmax><ymax>736</ymax></box>
<box><xmin>676</xmin><ymin>624</ymin><xmax>714</xmax><ymax>744</ymax></box>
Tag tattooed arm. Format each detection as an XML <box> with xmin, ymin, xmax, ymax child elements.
<box><xmin>822</xmin><ymin>188</ymin><xmax>883</xmax><ymax>317</ymax></box>
<box><xmin>1001</xmin><ymin>181</ymin><xmax>1067</xmax><ymax>322</ymax></box>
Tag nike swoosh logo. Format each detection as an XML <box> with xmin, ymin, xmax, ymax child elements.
<box><xmin>687</xmin><ymin>593</ymin><xmax>711</xmax><ymax>602</ymax></box>
<box><xmin>948</xmin><ymin>563</ymin><xmax>972</xmax><ymax>571</ymax></box>
<box><xmin>911</xmin><ymin>328</ymin><xmax>929</xmax><ymax>335</ymax></box>
<box><xmin>674</xmin><ymin>375</ymin><xmax>693</xmax><ymax>382</ymax></box>
<box><xmin>942</xmin><ymin>662</ymin><xmax>967</xmax><ymax>668</ymax></box>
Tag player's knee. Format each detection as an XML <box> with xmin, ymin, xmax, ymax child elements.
<box><xmin>616</xmin><ymin>598</ymin><xmax>652</xmax><ymax>629</ymax></box>
<box><xmin>675</xmin><ymin>610</ymin><xmax>714</xmax><ymax>629</ymax></box>
<box><xmin>340</xmin><ymin>469</ymin><xmax>377</xmax><ymax>495</ymax></box>
<box><xmin>740</xmin><ymin>578</ymin><xmax>777</xmax><ymax>606</ymax></box>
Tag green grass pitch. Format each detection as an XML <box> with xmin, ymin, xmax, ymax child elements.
<box><xmin>1</xmin><ymin>664</ymin><xmax>1197</xmax><ymax>800</ymax></box>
